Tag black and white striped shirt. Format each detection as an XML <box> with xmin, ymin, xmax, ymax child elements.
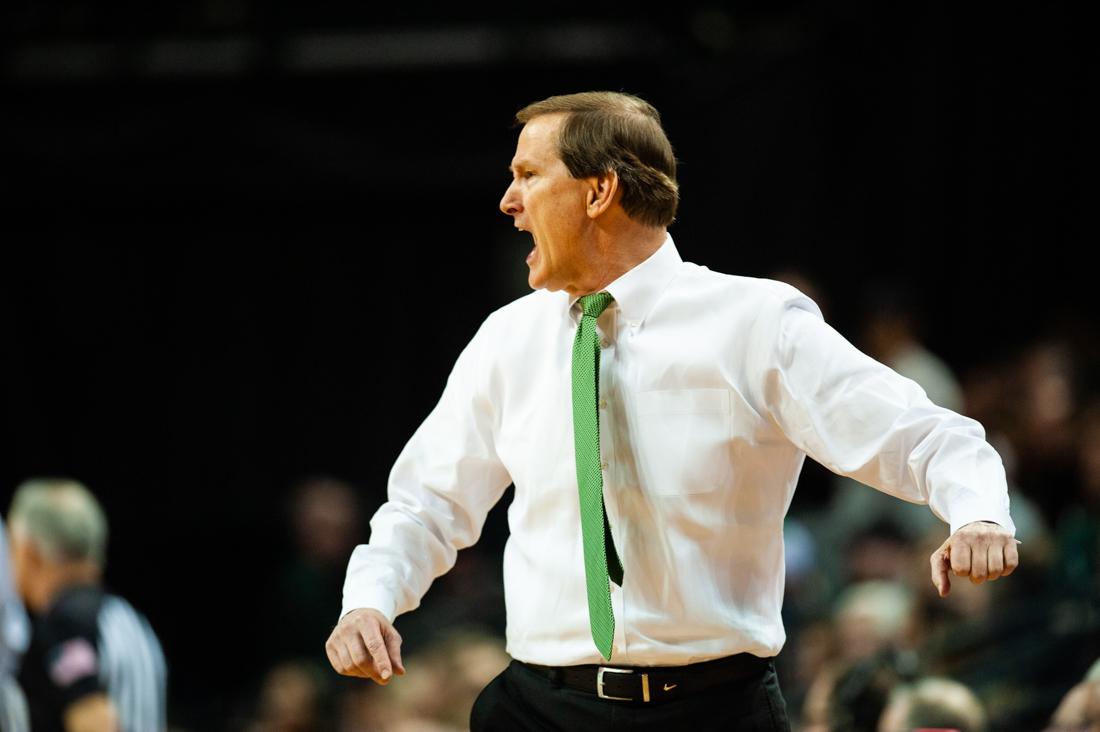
<box><xmin>18</xmin><ymin>584</ymin><xmax>166</xmax><ymax>732</ymax></box>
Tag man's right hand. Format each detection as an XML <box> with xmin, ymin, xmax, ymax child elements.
<box><xmin>325</xmin><ymin>608</ymin><xmax>406</xmax><ymax>684</ymax></box>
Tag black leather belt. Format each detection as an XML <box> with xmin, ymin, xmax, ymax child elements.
<box><xmin>517</xmin><ymin>653</ymin><xmax>771</xmax><ymax>704</ymax></box>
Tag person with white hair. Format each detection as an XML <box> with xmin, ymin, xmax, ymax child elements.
<box><xmin>8</xmin><ymin>478</ymin><xmax>166</xmax><ymax>732</ymax></box>
<box><xmin>1045</xmin><ymin>658</ymin><xmax>1100</xmax><ymax>732</ymax></box>
<box><xmin>878</xmin><ymin>676</ymin><xmax>987</xmax><ymax>732</ymax></box>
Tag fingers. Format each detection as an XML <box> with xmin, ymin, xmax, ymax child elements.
<box><xmin>325</xmin><ymin>609</ymin><xmax>403</xmax><ymax>684</ymax></box>
<box><xmin>985</xmin><ymin>538</ymin><xmax>1021</xmax><ymax>582</ymax></box>
<box><xmin>933</xmin><ymin>523</ymin><xmax>1022</xmax><ymax>599</ymax></box>
<box><xmin>930</xmin><ymin>539</ymin><xmax>952</xmax><ymax>597</ymax></box>
<box><xmin>327</xmin><ymin>630</ymin><xmax>368</xmax><ymax>679</ymax></box>
<box><xmin>360</xmin><ymin>627</ymin><xmax>394</xmax><ymax>682</ymax></box>
<box><xmin>1003</xmin><ymin>540</ymin><xmax>1020</xmax><ymax>577</ymax></box>
<box><xmin>327</xmin><ymin>631</ymin><xmax>368</xmax><ymax>679</ymax></box>
<box><xmin>968</xmin><ymin>540</ymin><xmax>989</xmax><ymax>584</ymax></box>
<box><xmin>342</xmin><ymin>639</ymin><xmax>375</xmax><ymax>680</ymax></box>
<box><xmin>950</xmin><ymin>539</ymin><xmax>973</xmax><ymax>581</ymax></box>
<box><xmin>384</xmin><ymin>626</ymin><xmax>406</xmax><ymax>676</ymax></box>
<box><xmin>986</xmin><ymin>543</ymin><xmax>1005</xmax><ymax>581</ymax></box>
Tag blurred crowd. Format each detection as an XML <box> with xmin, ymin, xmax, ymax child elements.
<box><xmin>4</xmin><ymin>273</ymin><xmax>1098</xmax><ymax>732</ymax></box>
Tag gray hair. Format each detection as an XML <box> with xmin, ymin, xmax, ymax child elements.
<box><xmin>8</xmin><ymin>478</ymin><xmax>108</xmax><ymax>566</ymax></box>
<box><xmin>894</xmin><ymin>677</ymin><xmax>987</xmax><ymax>732</ymax></box>
<box><xmin>834</xmin><ymin>580</ymin><xmax>916</xmax><ymax>643</ymax></box>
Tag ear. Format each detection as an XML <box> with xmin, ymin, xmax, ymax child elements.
<box><xmin>584</xmin><ymin>169</ymin><xmax>619</xmax><ymax>219</ymax></box>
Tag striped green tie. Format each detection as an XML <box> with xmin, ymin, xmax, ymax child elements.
<box><xmin>572</xmin><ymin>291</ymin><xmax>623</xmax><ymax>661</ymax></box>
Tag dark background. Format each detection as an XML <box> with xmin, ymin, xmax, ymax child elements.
<box><xmin>3</xmin><ymin>2</ymin><xmax>1095</xmax><ymax>728</ymax></box>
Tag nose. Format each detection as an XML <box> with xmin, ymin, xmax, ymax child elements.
<box><xmin>499</xmin><ymin>181</ymin><xmax>522</xmax><ymax>217</ymax></box>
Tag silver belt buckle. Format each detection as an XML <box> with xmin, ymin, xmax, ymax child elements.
<box><xmin>597</xmin><ymin>666</ymin><xmax>650</xmax><ymax>702</ymax></box>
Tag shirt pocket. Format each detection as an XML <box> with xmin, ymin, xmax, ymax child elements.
<box><xmin>632</xmin><ymin>388</ymin><xmax>732</xmax><ymax>495</ymax></box>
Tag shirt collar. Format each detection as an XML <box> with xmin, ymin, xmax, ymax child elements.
<box><xmin>566</xmin><ymin>234</ymin><xmax>682</xmax><ymax>327</ymax></box>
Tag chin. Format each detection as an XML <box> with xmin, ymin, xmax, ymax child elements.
<box><xmin>527</xmin><ymin>267</ymin><xmax>548</xmax><ymax>292</ymax></box>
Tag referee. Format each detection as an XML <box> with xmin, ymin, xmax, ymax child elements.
<box><xmin>7</xmin><ymin>479</ymin><xmax>167</xmax><ymax>732</ymax></box>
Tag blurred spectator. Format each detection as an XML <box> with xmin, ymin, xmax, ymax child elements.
<box><xmin>8</xmin><ymin>478</ymin><xmax>167</xmax><ymax>732</ymax></box>
<box><xmin>243</xmin><ymin>660</ymin><xmax>333</xmax><ymax>732</ymax></box>
<box><xmin>1045</xmin><ymin>659</ymin><xmax>1100</xmax><ymax>732</ymax></box>
<box><xmin>911</xmin><ymin>515</ymin><xmax>1081</xmax><ymax>730</ymax></box>
<box><xmin>843</xmin><ymin>519</ymin><xmax>919</xmax><ymax>587</ymax></box>
<box><xmin>1047</xmin><ymin>681</ymin><xmax>1100</xmax><ymax>732</ymax></box>
<box><xmin>959</xmin><ymin>364</ymin><xmax>1013</xmax><ymax>443</ymax></box>
<box><xmin>878</xmin><ymin>676</ymin><xmax>987</xmax><ymax>732</ymax></box>
<box><xmin>264</xmin><ymin>476</ymin><xmax>364</xmax><ymax>666</ymax></box>
<box><xmin>387</xmin><ymin>628</ymin><xmax>507</xmax><ymax>730</ymax></box>
<box><xmin>782</xmin><ymin>517</ymin><xmax>832</xmax><ymax>627</ymax></box>
<box><xmin>1005</xmin><ymin>341</ymin><xmax>1080</xmax><ymax>524</ymax></box>
<box><xmin>0</xmin><ymin>518</ymin><xmax>30</xmax><ymax>731</ymax></box>
<box><xmin>859</xmin><ymin>282</ymin><xmax>963</xmax><ymax>413</ymax></box>
<box><xmin>804</xmin><ymin>648</ymin><xmax>917</xmax><ymax>732</ymax></box>
<box><xmin>335</xmin><ymin>628</ymin><xmax>508</xmax><ymax>732</ymax></box>
<box><xmin>1053</xmin><ymin>399</ymin><xmax>1100</xmax><ymax>595</ymax></box>
<box><xmin>833</xmin><ymin>581</ymin><xmax>920</xmax><ymax>665</ymax></box>
<box><xmin>802</xmin><ymin>582</ymin><xmax>921</xmax><ymax>731</ymax></box>
<box><xmin>899</xmin><ymin>380</ymin><xmax>1100</xmax><ymax>728</ymax></box>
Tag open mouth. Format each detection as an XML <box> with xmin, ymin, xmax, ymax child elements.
<box><xmin>522</xmin><ymin>230</ymin><xmax>537</xmax><ymax>264</ymax></box>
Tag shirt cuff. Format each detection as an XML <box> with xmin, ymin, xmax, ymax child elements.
<box><xmin>340</xmin><ymin>591</ymin><xmax>397</xmax><ymax>625</ymax></box>
<box><xmin>946</xmin><ymin>503</ymin><xmax>1016</xmax><ymax>537</ymax></box>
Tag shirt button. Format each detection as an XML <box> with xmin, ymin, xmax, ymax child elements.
<box><xmin>599</xmin><ymin>398</ymin><xmax>607</xmax><ymax>409</ymax></box>
<box><xmin>601</xmin><ymin>461</ymin><xmax>609</xmax><ymax>470</ymax></box>
<box><xmin>600</xmin><ymin>338</ymin><xmax>610</xmax><ymax>348</ymax></box>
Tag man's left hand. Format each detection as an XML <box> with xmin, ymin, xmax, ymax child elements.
<box><xmin>930</xmin><ymin>520</ymin><xmax>1019</xmax><ymax>597</ymax></box>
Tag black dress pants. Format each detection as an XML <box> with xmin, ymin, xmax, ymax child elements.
<box><xmin>470</xmin><ymin>658</ymin><xmax>791</xmax><ymax>731</ymax></box>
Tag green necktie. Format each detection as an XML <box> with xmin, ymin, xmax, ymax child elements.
<box><xmin>572</xmin><ymin>291</ymin><xmax>624</xmax><ymax>661</ymax></box>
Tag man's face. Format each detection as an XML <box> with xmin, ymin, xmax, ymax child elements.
<box><xmin>500</xmin><ymin>113</ymin><xmax>596</xmax><ymax>294</ymax></box>
<box><xmin>7</xmin><ymin>522</ymin><xmax>38</xmax><ymax>605</ymax></box>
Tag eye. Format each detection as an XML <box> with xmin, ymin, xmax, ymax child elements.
<box><xmin>523</xmin><ymin>171</ymin><xmax>535</xmax><ymax>179</ymax></box>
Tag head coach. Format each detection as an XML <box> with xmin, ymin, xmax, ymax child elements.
<box><xmin>325</xmin><ymin>91</ymin><xmax>1019</xmax><ymax>731</ymax></box>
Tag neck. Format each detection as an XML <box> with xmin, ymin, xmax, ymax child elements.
<box><xmin>28</xmin><ymin>562</ymin><xmax>101</xmax><ymax>613</ymax></box>
<box><xmin>567</xmin><ymin>223</ymin><xmax>667</xmax><ymax>299</ymax></box>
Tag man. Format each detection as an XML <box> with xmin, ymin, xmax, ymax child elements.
<box><xmin>878</xmin><ymin>677</ymin><xmax>987</xmax><ymax>732</ymax></box>
<box><xmin>326</xmin><ymin>91</ymin><xmax>1018</xmax><ymax>730</ymax></box>
<box><xmin>8</xmin><ymin>479</ymin><xmax>167</xmax><ymax>732</ymax></box>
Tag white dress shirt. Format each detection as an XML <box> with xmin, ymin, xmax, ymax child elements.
<box><xmin>342</xmin><ymin>235</ymin><xmax>1014</xmax><ymax>666</ymax></box>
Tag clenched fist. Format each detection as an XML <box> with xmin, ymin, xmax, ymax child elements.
<box><xmin>325</xmin><ymin>608</ymin><xmax>406</xmax><ymax>684</ymax></box>
<box><xmin>930</xmin><ymin>520</ymin><xmax>1020</xmax><ymax>597</ymax></box>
